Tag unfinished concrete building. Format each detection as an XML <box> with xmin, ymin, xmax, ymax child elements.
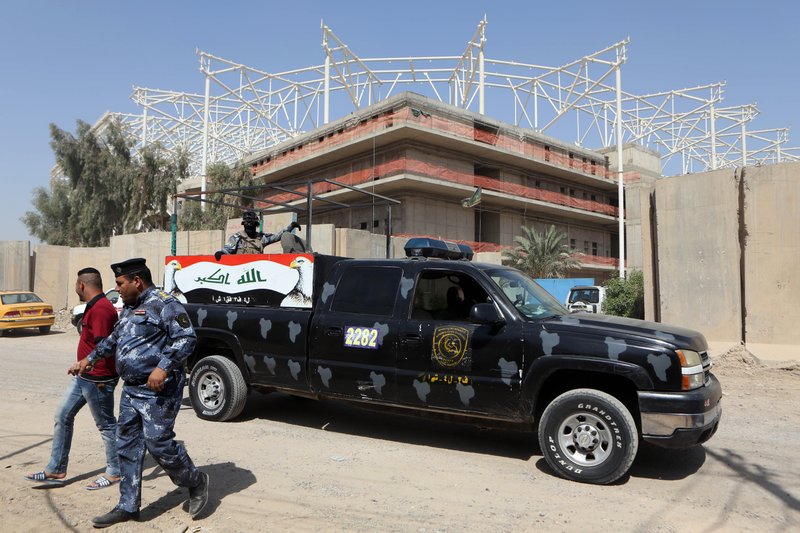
<box><xmin>243</xmin><ymin>93</ymin><xmax>621</xmax><ymax>281</ymax></box>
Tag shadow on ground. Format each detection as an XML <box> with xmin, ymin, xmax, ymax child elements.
<box><xmin>179</xmin><ymin>392</ymin><xmax>712</xmax><ymax>484</ymax></box>
<box><xmin>140</xmin><ymin>460</ymin><xmax>256</xmax><ymax>522</ymax></box>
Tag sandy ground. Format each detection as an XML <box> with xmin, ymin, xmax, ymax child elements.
<box><xmin>0</xmin><ymin>326</ymin><xmax>798</xmax><ymax>533</ymax></box>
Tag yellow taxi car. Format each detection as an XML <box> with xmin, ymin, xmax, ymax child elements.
<box><xmin>0</xmin><ymin>291</ymin><xmax>55</xmax><ymax>336</ymax></box>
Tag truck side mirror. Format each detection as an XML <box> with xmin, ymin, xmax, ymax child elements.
<box><xmin>470</xmin><ymin>303</ymin><xmax>505</xmax><ymax>325</ymax></box>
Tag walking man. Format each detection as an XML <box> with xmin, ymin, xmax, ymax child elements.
<box><xmin>72</xmin><ymin>258</ymin><xmax>209</xmax><ymax>527</ymax></box>
<box><xmin>25</xmin><ymin>267</ymin><xmax>120</xmax><ymax>489</ymax></box>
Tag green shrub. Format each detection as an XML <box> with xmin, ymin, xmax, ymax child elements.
<box><xmin>604</xmin><ymin>270</ymin><xmax>644</xmax><ymax>319</ymax></box>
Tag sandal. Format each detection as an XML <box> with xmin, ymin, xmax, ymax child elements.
<box><xmin>25</xmin><ymin>471</ymin><xmax>65</xmax><ymax>485</ymax></box>
<box><xmin>86</xmin><ymin>476</ymin><xmax>120</xmax><ymax>490</ymax></box>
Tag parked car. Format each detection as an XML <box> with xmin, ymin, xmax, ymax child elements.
<box><xmin>0</xmin><ymin>291</ymin><xmax>55</xmax><ymax>336</ymax></box>
<box><xmin>566</xmin><ymin>285</ymin><xmax>606</xmax><ymax>314</ymax></box>
<box><xmin>71</xmin><ymin>289</ymin><xmax>124</xmax><ymax>334</ymax></box>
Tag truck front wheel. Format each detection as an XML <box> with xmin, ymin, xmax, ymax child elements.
<box><xmin>189</xmin><ymin>355</ymin><xmax>248</xmax><ymax>422</ymax></box>
<box><xmin>538</xmin><ymin>388</ymin><xmax>638</xmax><ymax>484</ymax></box>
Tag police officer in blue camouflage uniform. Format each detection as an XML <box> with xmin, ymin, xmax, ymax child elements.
<box><xmin>72</xmin><ymin>258</ymin><xmax>209</xmax><ymax>528</ymax></box>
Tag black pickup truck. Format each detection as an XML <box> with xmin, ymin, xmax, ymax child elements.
<box><xmin>165</xmin><ymin>238</ymin><xmax>722</xmax><ymax>484</ymax></box>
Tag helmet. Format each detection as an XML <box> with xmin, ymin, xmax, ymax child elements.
<box><xmin>242</xmin><ymin>210</ymin><xmax>259</xmax><ymax>224</ymax></box>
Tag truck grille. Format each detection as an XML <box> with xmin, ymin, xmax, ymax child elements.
<box><xmin>700</xmin><ymin>350</ymin><xmax>711</xmax><ymax>384</ymax></box>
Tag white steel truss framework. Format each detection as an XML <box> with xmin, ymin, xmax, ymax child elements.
<box><xmin>107</xmin><ymin>16</ymin><xmax>798</xmax><ymax>179</ymax></box>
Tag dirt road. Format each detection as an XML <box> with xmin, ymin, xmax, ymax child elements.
<box><xmin>1</xmin><ymin>328</ymin><xmax>798</xmax><ymax>532</ymax></box>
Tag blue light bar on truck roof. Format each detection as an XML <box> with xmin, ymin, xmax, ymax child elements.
<box><xmin>404</xmin><ymin>238</ymin><xmax>474</xmax><ymax>260</ymax></box>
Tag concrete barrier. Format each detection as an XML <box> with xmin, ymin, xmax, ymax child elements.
<box><xmin>4</xmin><ymin>167</ymin><xmax>799</xmax><ymax>365</ymax></box>
<box><xmin>650</xmin><ymin>161</ymin><xmax>800</xmax><ymax>361</ymax></box>
<box><xmin>336</xmin><ymin>228</ymin><xmax>389</xmax><ymax>258</ymax></box>
<box><xmin>654</xmin><ymin>168</ymin><xmax>742</xmax><ymax>343</ymax></box>
<box><xmin>33</xmin><ymin>245</ymin><xmax>70</xmax><ymax>309</ymax></box>
<box><xmin>742</xmin><ymin>163</ymin><xmax>800</xmax><ymax>350</ymax></box>
<box><xmin>66</xmin><ymin>247</ymin><xmax>112</xmax><ymax>308</ymax></box>
<box><xmin>0</xmin><ymin>241</ymin><xmax>30</xmax><ymax>291</ymax></box>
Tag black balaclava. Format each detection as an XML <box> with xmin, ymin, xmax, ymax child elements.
<box><xmin>242</xmin><ymin>210</ymin><xmax>259</xmax><ymax>237</ymax></box>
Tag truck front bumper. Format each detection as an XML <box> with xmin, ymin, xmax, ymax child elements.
<box><xmin>638</xmin><ymin>373</ymin><xmax>722</xmax><ymax>448</ymax></box>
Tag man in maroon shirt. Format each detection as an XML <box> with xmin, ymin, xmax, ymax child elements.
<box><xmin>25</xmin><ymin>267</ymin><xmax>121</xmax><ymax>489</ymax></box>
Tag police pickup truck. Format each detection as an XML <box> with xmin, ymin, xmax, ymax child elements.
<box><xmin>165</xmin><ymin>238</ymin><xmax>721</xmax><ymax>484</ymax></box>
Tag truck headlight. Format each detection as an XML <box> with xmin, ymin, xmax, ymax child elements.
<box><xmin>677</xmin><ymin>349</ymin><xmax>704</xmax><ymax>390</ymax></box>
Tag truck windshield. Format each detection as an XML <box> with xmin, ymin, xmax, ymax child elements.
<box><xmin>485</xmin><ymin>268</ymin><xmax>567</xmax><ymax>319</ymax></box>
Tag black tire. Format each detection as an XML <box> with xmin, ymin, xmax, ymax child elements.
<box><xmin>188</xmin><ymin>355</ymin><xmax>248</xmax><ymax>422</ymax></box>
<box><xmin>538</xmin><ymin>388</ymin><xmax>638</xmax><ymax>484</ymax></box>
<box><xmin>39</xmin><ymin>326</ymin><xmax>51</xmax><ymax>335</ymax></box>
<box><xmin>75</xmin><ymin>316</ymin><xmax>83</xmax><ymax>335</ymax></box>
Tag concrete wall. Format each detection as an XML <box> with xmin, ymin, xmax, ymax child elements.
<box><xmin>22</xmin><ymin>230</ymin><xmax>223</xmax><ymax>310</ymax></box>
<box><xmin>639</xmin><ymin>187</ymin><xmax>657</xmax><ymax>321</ymax></box>
<box><xmin>110</xmin><ymin>232</ymin><xmax>171</xmax><ymax>290</ymax></box>
<box><xmin>390</xmin><ymin>236</ymin><xmax>410</xmax><ymax>259</ymax></box>
<box><xmin>335</xmin><ymin>228</ymin><xmax>388</xmax><ymax>258</ymax></box>
<box><xmin>474</xmin><ymin>251</ymin><xmax>502</xmax><ymax>265</ymax></box>
<box><xmin>109</xmin><ymin>230</ymin><xmax>223</xmax><ymax>289</ymax></box>
<box><xmin>0</xmin><ymin>241</ymin><xmax>30</xmax><ymax>291</ymax></box>
<box><xmin>7</xmin><ymin>160</ymin><xmax>800</xmax><ymax>365</ymax></box>
<box><xmin>174</xmin><ymin>230</ymin><xmax>225</xmax><ymax>256</ymax></box>
<box><xmin>654</xmin><ymin>168</ymin><xmax>742</xmax><ymax>343</ymax></box>
<box><xmin>647</xmin><ymin>161</ymin><xmax>800</xmax><ymax>360</ymax></box>
<box><xmin>602</xmin><ymin>144</ymin><xmax>662</xmax><ymax>273</ymax></box>
<box><xmin>261</xmin><ymin>223</ymin><xmax>335</xmax><ymax>255</ymax></box>
<box><xmin>402</xmin><ymin>195</ymin><xmax>474</xmax><ymax>241</ymax></box>
<box><xmin>742</xmin><ymin>163</ymin><xmax>800</xmax><ymax>350</ymax></box>
<box><xmin>600</xmin><ymin>143</ymin><xmax>663</xmax><ymax>179</ymax></box>
<box><xmin>33</xmin><ymin>245</ymin><xmax>70</xmax><ymax>309</ymax></box>
<box><xmin>625</xmin><ymin>181</ymin><xmax>649</xmax><ymax>272</ymax></box>
<box><xmin>66</xmin><ymin>247</ymin><xmax>112</xmax><ymax>308</ymax></box>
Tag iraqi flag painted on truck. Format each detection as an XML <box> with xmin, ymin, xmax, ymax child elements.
<box><xmin>164</xmin><ymin>254</ymin><xmax>315</xmax><ymax>308</ymax></box>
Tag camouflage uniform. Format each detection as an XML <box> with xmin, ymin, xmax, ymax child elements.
<box><xmin>87</xmin><ymin>286</ymin><xmax>201</xmax><ymax>513</ymax></box>
<box><xmin>221</xmin><ymin>224</ymin><xmax>291</xmax><ymax>255</ymax></box>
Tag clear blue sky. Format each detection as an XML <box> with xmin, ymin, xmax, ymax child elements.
<box><xmin>1</xmin><ymin>1</ymin><xmax>797</xmax><ymax>242</ymax></box>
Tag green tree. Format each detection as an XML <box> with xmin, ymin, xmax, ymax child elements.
<box><xmin>177</xmin><ymin>162</ymin><xmax>256</xmax><ymax>231</ymax></box>
<box><xmin>604</xmin><ymin>270</ymin><xmax>645</xmax><ymax>319</ymax></box>
<box><xmin>21</xmin><ymin>178</ymin><xmax>74</xmax><ymax>246</ymax></box>
<box><xmin>124</xmin><ymin>146</ymin><xmax>185</xmax><ymax>233</ymax></box>
<box><xmin>501</xmin><ymin>225</ymin><xmax>580</xmax><ymax>278</ymax></box>
<box><xmin>176</xmin><ymin>200</ymin><xmax>206</xmax><ymax>231</ymax></box>
<box><xmin>23</xmin><ymin>118</ymin><xmax>188</xmax><ymax>246</ymax></box>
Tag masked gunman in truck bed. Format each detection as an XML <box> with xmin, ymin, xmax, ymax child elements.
<box><xmin>214</xmin><ymin>210</ymin><xmax>309</xmax><ymax>260</ymax></box>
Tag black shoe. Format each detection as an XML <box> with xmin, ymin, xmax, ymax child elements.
<box><xmin>188</xmin><ymin>471</ymin><xmax>209</xmax><ymax>518</ymax></box>
<box><xmin>92</xmin><ymin>507</ymin><xmax>139</xmax><ymax>528</ymax></box>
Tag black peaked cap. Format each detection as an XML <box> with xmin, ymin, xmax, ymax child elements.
<box><xmin>111</xmin><ymin>257</ymin><xmax>148</xmax><ymax>277</ymax></box>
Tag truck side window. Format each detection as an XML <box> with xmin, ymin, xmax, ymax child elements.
<box><xmin>411</xmin><ymin>271</ymin><xmax>488</xmax><ymax>321</ymax></box>
<box><xmin>330</xmin><ymin>266</ymin><xmax>401</xmax><ymax>316</ymax></box>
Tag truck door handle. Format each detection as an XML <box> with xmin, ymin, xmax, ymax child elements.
<box><xmin>326</xmin><ymin>327</ymin><xmax>343</xmax><ymax>337</ymax></box>
<box><xmin>401</xmin><ymin>333</ymin><xmax>422</xmax><ymax>346</ymax></box>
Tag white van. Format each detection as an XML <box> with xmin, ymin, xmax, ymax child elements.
<box><xmin>566</xmin><ymin>285</ymin><xmax>606</xmax><ymax>314</ymax></box>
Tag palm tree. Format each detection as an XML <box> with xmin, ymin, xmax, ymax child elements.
<box><xmin>501</xmin><ymin>225</ymin><xmax>580</xmax><ymax>278</ymax></box>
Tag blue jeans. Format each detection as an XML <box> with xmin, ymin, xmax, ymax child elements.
<box><xmin>45</xmin><ymin>376</ymin><xmax>120</xmax><ymax>478</ymax></box>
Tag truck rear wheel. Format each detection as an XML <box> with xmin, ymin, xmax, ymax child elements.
<box><xmin>538</xmin><ymin>388</ymin><xmax>638</xmax><ymax>484</ymax></box>
<box><xmin>189</xmin><ymin>355</ymin><xmax>248</xmax><ymax>422</ymax></box>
